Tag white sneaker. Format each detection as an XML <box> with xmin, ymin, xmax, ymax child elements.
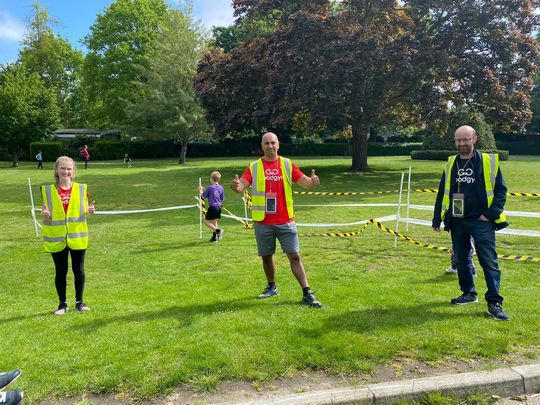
<box><xmin>54</xmin><ymin>305</ymin><xmax>68</xmax><ymax>315</ymax></box>
<box><xmin>445</xmin><ymin>267</ymin><xmax>458</xmax><ymax>274</ymax></box>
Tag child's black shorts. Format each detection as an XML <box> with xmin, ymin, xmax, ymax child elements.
<box><xmin>205</xmin><ymin>206</ymin><xmax>222</xmax><ymax>220</ymax></box>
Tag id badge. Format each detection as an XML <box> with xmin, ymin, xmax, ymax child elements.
<box><xmin>266</xmin><ymin>193</ymin><xmax>277</xmax><ymax>213</ymax></box>
<box><xmin>452</xmin><ymin>193</ymin><xmax>465</xmax><ymax>218</ymax></box>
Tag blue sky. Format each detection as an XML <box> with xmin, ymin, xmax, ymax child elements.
<box><xmin>0</xmin><ymin>0</ymin><xmax>235</xmax><ymax>65</ymax></box>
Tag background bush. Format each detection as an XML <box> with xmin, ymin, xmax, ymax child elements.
<box><xmin>411</xmin><ymin>149</ymin><xmax>509</xmax><ymax>161</ymax></box>
<box><xmin>29</xmin><ymin>142</ymin><xmax>63</xmax><ymax>162</ymax></box>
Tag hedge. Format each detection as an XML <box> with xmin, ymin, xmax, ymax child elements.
<box><xmin>15</xmin><ymin>139</ymin><xmax>531</xmax><ymax>162</ymax></box>
<box><xmin>411</xmin><ymin>150</ymin><xmax>509</xmax><ymax>161</ymax></box>
<box><xmin>494</xmin><ymin>141</ymin><xmax>540</xmax><ymax>156</ymax></box>
<box><xmin>29</xmin><ymin>142</ymin><xmax>63</xmax><ymax>162</ymax></box>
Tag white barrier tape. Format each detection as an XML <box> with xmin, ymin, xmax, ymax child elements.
<box><xmin>406</xmin><ymin>204</ymin><xmax>540</xmax><ymax>218</ymax></box>
<box><xmin>401</xmin><ymin>217</ymin><xmax>540</xmax><ymax>237</ymax></box>
<box><xmin>298</xmin><ymin>203</ymin><xmax>540</xmax><ymax>218</ymax></box>
<box><xmin>34</xmin><ymin>204</ymin><xmax>198</xmax><ymax>215</ymax></box>
<box><xmin>296</xmin><ymin>215</ymin><xmax>397</xmax><ymax>227</ymax></box>
<box><xmin>90</xmin><ymin>205</ymin><xmax>197</xmax><ymax>215</ymax></box>
<box><xmin>296</xmin><ymin>203</ymin><xmax>400</xmax><ymax>208</ymax></box>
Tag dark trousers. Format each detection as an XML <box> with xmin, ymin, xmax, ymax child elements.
<box><xmin>451</xmin><ymin>218</ymin><xmax>503</xmax><ymax>304</ymax></box>
<box><xmin>51</xmin><ymin>247</ymin><xmax>86</xmax><ymax>304</ymax></box>
<box><xmin>37</xmin><ymin>161</ymin><xmax>43</xmax><ymax>169</ymax></box>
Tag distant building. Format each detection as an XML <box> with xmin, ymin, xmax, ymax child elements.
<box><xmin>54</xmin><ymin>128</ymin><xmax>121</xmax><ymax>140</ymax></box>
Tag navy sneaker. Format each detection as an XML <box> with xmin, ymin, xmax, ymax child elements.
<box><xmin>0</xmin><ymin>370</ymin><xmax>21</xmax><ymax>391</ymax></box>
<box><xmin>75</xmin><ymin>302</ymin><xmax>91</xmax><ymax>312</ymax></box>
<box><xmin>216</xmin><ymin>228</ymin><xmax>223</xmax><ymax>240</ymax></box>
<box><xmin>487</xmin><ymin>303</ymin><xmax>509</xmax><ymax>321</ymax></box>
<box><xmin>302</xmin><ymin>290</ymin><xmax>323</xmax><ymax>308</ymax></box>
<box><xmin>450</xmin><ymin>293</ymin><xmax>478</xmax><ymax>305</ymax></box>
<box><xmin>0</xmin><ymin>389</ymin><xmax>24</xmax><ymax>405</ymax></box>
<box><xmin>257</xmin><ymin>285</ymin><xmax>278</xmax><ymax>299</ymax></box>
<box><xmin>209</xmin><ymin>232</ymin><xmax>217</xmax><ymax>243</ymax></box>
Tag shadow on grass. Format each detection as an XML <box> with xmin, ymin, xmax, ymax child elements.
<box><xmin>128</xmin><ymin>241</ymin><xmax>201</xmax><ymax>254</ymax></box>
<box><xmin>73</xmin><ymin>296</ymin><xmax>285</xmax><ymax>332</ymax></box>
<box><xmin>0</xmin><ymin>311</ymin><xmax>57</xmax><ymax>324</ymax></box>
<box><xmin>303</xmin><ymin>301</ymin><xmax>477</xmax><ymax>337</ymax></box>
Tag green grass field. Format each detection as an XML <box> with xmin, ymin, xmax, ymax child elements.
<box><xmin>1</xmin><ymin>155</ymin><xmax>539</xmax><ymax>403</ymax></box>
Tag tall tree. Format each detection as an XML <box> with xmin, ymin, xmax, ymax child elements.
<box><xmin>18</xmin><ymin>1</ymin><xmax>84</xmax><ymax>128</ymax></box>
<box><xmin>129</xmin><ymin>8</ymin><xmax>210</xmax><ymax>164</ymax></box>
<box><xmin>83</xmin><ymin>0</ymin><xmax>169</xmax><ymax>126</ymax></box>
<box><xmin>0</xmin><ymin>64</ymin><xmax>60</xmax><ymax>166</ymax></box>
<box><xmin>196</xmin><ymin>0</ymin><xmax>539</xmax><ymax>172</ymax></box>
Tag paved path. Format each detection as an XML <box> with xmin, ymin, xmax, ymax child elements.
<box><xmin>215</xmin><ymin>363</ymin><xmax>540</xmax><ymax>404</ymax></box>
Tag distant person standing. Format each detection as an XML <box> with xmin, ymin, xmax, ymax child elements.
<box><xmin>445</xmin><ymin>237</ymin><xmax>476</xmax><ymax>277</ymax></box>
<box><xmin>432</xmin><ymin>125</ymin><xmax>509</xmax><ymax>321</ymax></box>
<box><xmin>199</xmin><ymin>171</ymin><xmax>225</xmax><ymax>242</ymax></box>
<box><xmin>123</xmin><ymin>153</ymin><xmax>132</xmax><ymax>168</ymax></box>
<box><xmin>35</xmin><ymin>150</ymin><xmax>43</xmax><ymax>169</ymax></box>
<box><xmin>80</xmin><ymin>145</ymin><xmax>90</xmax><ymax>169</ymax></box>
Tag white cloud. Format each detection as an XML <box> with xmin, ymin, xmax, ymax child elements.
<box><xmin>0</xmin><ymin>11</ymin><xmax>25</xmax><ymax>41</ymax></box>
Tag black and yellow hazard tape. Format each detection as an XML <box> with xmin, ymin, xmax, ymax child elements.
<box><xmin>243</xmin><ymin>190</ymin><xmax>253</xmax><ymax>209</ymax></box>
<box><xmin>507</xmin><ymin>192</ymin><xmax>540</xmax><ymax>197</ymax></box>
<box><xmin>199</xmin><ymin>198</ymin><xmax>207</xmax><ymax>213</ymax></box>
<box><xmin>369</xmin><ymin>219</ymin><xmax>540</xmax><ymax>262</ymax></box>
<box><xmin>222</xmin><ymin>206</ymin><xmax>252</xmax><ymax>228</ymax></box>
<box><xmin>497</xmin><ymin>254</ymin><xmax>540</xmax><ymax>262</ymax></box>
<box><xmin>295</xmin><ymin>190</ymin><xmax>398</xmax><ymax>196</ymax></box>
<box><xmin>300</xmin><ymin>222</ymin><xmax>370</xmax><ymax>238</ymax></box>
<box><xmin>293</xmin><ymin>189</ymin><xmax>539</xmax><ymax>197</ymax></box>
<box><xmin>369</xmin><ymin>219</ymin><xmax>451</xmax><ymax>253</ymax></box>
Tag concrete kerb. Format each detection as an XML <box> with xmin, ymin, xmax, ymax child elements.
<box><xmin>216</xmin><ymin>363</ymin><xmax>540</xmax><ymax>405</ymax></box>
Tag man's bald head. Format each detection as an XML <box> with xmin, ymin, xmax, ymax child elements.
<box><xmin>455</xmin><ymin>125</ymin><xmax>476</xmax><ymax>138</ymax></box>
<box><xmin>454</xmin><ymin>125</ymin><xmax>477</xmax><ymax>158</ymax></box>
<box><xmin>261</xmin><ymin>132</ymin><xmax>280</xmax><ymax>160</ymax></box>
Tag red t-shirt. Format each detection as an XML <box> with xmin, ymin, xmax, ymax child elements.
<box><xmin>56</xmin><ymin>186</ymin><xmax>89</xmax><ymax>214</ymax></box>
<box><xmin>57</xmin><ymin>186</ymin><xmax>72</xmax><ymax>213</ymax></box>
<box><xmin>242</xmin><ymin>158</ymin><xmax>304</xmax><ymax>224</ymax></box>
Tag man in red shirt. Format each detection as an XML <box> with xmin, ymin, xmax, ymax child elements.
<box><xmin>231</xmin><ymin>132</ymin><xmax>322</xmax><ymax>307</ymax></box>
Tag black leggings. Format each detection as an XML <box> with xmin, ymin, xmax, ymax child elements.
<box><xmin>51</xmin><ymin>247</ymin><xmax>86</xmax><ymax>304</ymax></box>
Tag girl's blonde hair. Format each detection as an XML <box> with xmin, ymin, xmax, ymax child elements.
<box><xmin>210</xmin><ymin>171</ymin><xmax>221</xmax><ymax>183</ymax></box>
<box><xmin>53</xmin><ymin>156</ymin><xmax>76</xmax><ymax>186</ymax></box>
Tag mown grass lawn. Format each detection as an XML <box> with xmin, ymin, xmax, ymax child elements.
<box><xmin>1</xmin><ymin>155</ymin><xmax>539</xmax><ymax>402</ymax></box>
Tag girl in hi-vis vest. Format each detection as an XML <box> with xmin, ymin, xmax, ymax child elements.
<box><xmin>41</xmin><ymin>156</ymin><xmax>95</xmax><ymax>315</ymax></box>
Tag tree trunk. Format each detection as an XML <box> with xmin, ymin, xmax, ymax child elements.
<box><xmin>178</xmin><ymin>143</ymin><xmax>187</xmax><ymax>165</ymax></box>
<box><xmin>350</xmin><ymin>120</ymin><xmax>369</xmax><ymax>172</ymax></box>
<box><xmin>11</xmin><ymin>152</ymin><xmax>19</xmax><ymax>168</ymax></box>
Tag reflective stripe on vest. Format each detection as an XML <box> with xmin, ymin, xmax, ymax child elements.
<box><xmin>250</xmin><ymin>156</ymin><xmax>294</xmax><ymax>221</ymax></box>
<box><xmin>41</xmin><ymin>182</ymin><xmax>89</xmax><ymax>252</ymax></box>
<box><xmin>440</xmin><ymin>153</ymin><xmax>506</xmax><ymax>224</ymax></box>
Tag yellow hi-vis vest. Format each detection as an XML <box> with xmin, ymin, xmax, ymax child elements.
<box><xmin>250</xmin><ymin>156</ymin><xmax>294</xmax><ymax>221</ymax></box>
<box><xmin>41</xmin><ymin>182</ymin><xmax>89</xmax><ymax>252</ymax></box>
<box><xmin>440</xmin><ymin>153</ymin><xmax>507</xmax><ymax>226</ymax></box>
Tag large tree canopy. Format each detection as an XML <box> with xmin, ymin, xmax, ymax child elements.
<box><xmin>83</xmin><ymin>0</ymin><xmax>169</xmax><ymax>126</ymax></box>
<box><xmin>129</xmin><ymin>8</ymin><xmax>210</xmax><ymax>164</ymax></box>
<box><xmin>196</xmin><ymin>0</ymin><xmax>539</xmax><ymax>171</ymax></box>
<box><xmin>18</xmin><ymin>1</ymin><xmax>84</xmax><ymax>128</ymax></box>
<box><xmin>0</xmin><ymin>64</ymin><xmax>60</xmax><ymax>166</ymax></box>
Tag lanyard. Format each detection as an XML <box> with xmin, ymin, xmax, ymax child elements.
<box><xmin>456</xmin><ymin>158</ymin><xmax>472</xmax><ymax>193</ymax></box>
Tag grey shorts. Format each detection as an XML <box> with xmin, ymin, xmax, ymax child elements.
<box><xmin>254</xmin><ymin>222</ymin><xmax>300</xmax><ymax>256</ymax></box>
